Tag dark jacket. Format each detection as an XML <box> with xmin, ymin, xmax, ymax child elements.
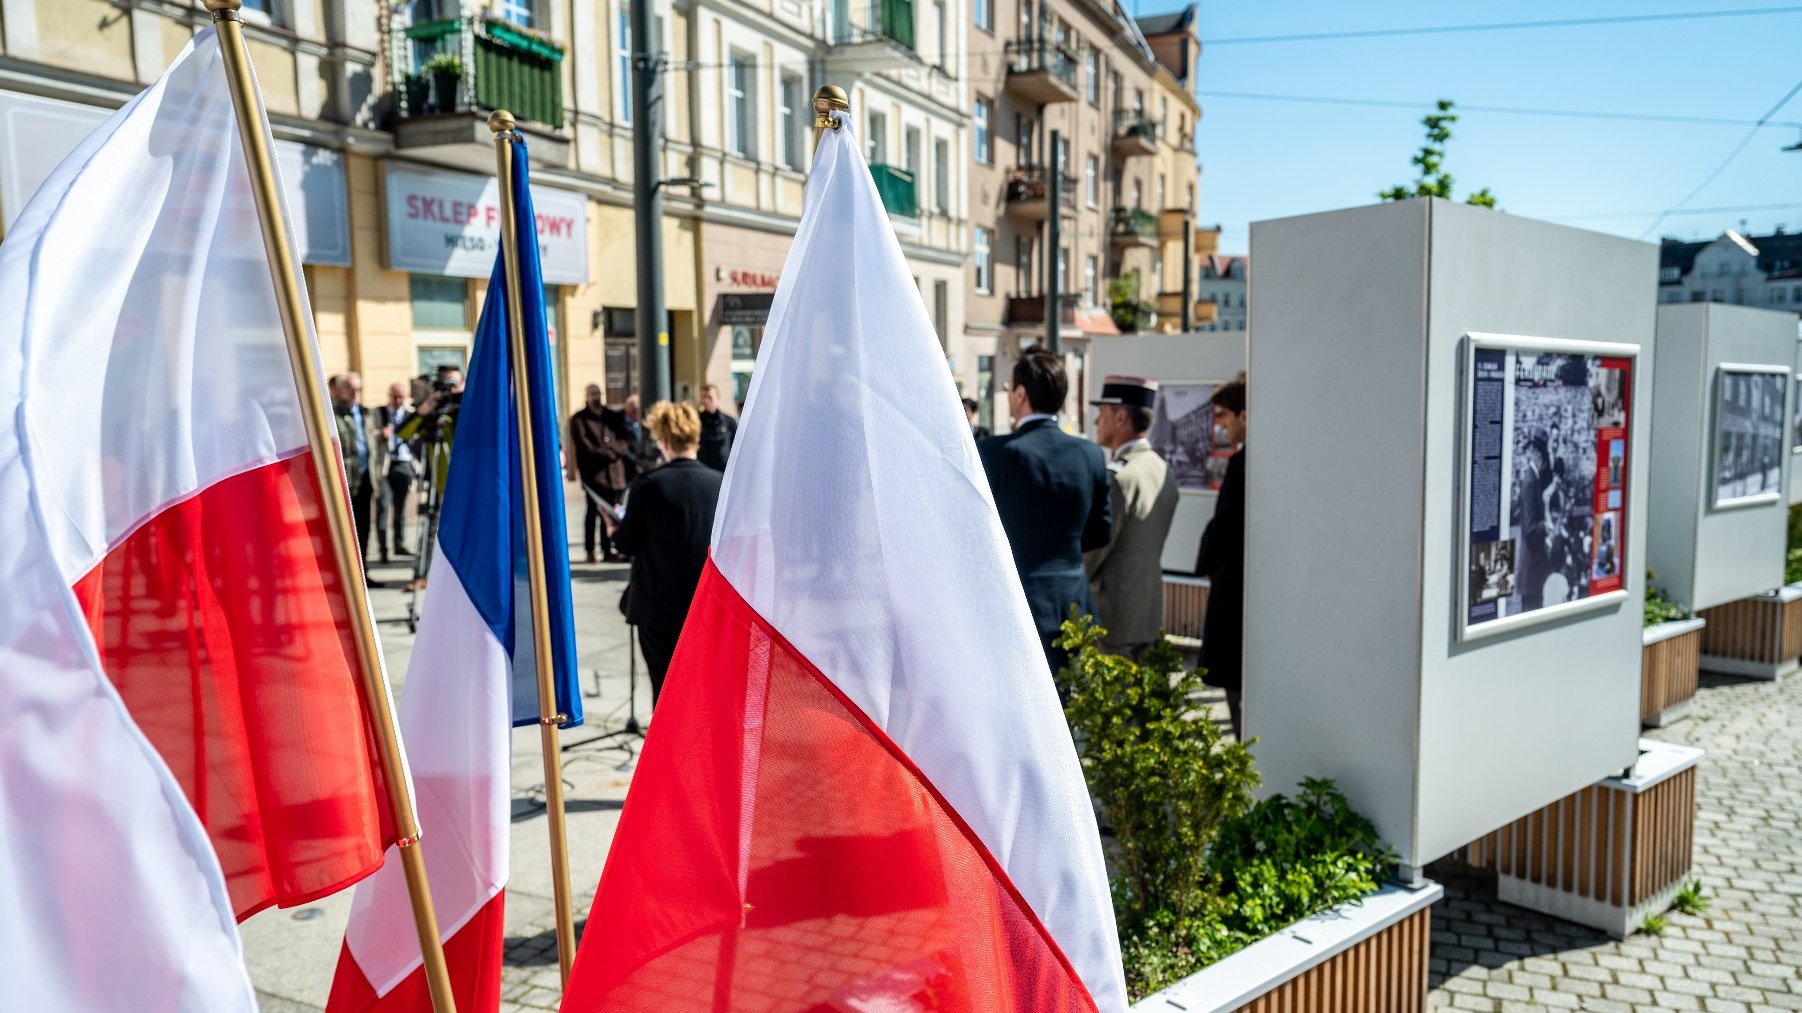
<box><xmin>613</xmin><ymin>458</ymin><xmax>723</xmax><ymax>630</ymax></box>
<box><xmin>978</xmin><ymin>418</ymin><xmax>1113</xmax><ymax>636</ymax></box>
<box><xmin>1195</xmin><ymin>447</ymin><xmax>1244</xmax><ymax>692</ymax></box>
<box><xmin>569</xmin><ymin>405</ymin><xmax>635</xmax><ymax>492</ymax></box>
<box><xmin>697</xmin><ymin>409</ymin><xmax>738</xmax><ymax>471</ymax></box>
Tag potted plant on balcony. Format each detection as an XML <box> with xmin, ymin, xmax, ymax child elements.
<box><xmin>421</xmin><ymin>53</ymin><xmax>465</xmax><ymax>114</ymax></box>
<box><xmin>1107</xmin><ymin>271</ymin><xmax>1155</xmax><ymax>333</ymax></box>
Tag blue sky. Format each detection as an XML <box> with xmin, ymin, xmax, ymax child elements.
<box><xmin>1133</xmin><ymin>1</ymin><xmax>1802</xmax><ymax>253</ymax></box>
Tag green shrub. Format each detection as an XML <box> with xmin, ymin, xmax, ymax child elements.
<box><xmin>1787</xmin><ymin>506</ymin><xmax>1802</xmax><ymax>584</ymax></box>
<box><xmin>1645</xmin><ymin>569</ymin><xmax>1688</xmax><ymax>627</ymax></box>
<box><xmin>1057</xmin><ymin>616</ymin><xmax>1393</xmax><ymax>999</ymax></box>
<box><xmin>422</xmin><ymin>53</ymin><xmax>465</xmax><ymax>78</ymax></box>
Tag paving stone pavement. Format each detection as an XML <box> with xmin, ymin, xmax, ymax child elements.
<box><xmin>1425</xmin><ymin>670</ymin><xmax>1802</xmax><ymax>1012</ymax></box>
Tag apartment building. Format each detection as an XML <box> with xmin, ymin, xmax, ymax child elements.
<box><xmin>1137</xmin><ymin>6</ymin><xmax>1203</xmax><ymax>334</ymax></box>
<box><xmin>961</xmin><ymin>0</ymin><xmax>1195</xmax><ymax>429</ymax></box>
<box><xmin>1659</xmin><ymin>230</ymin><xmax>1802</xmax><ymax>316</ymax></box>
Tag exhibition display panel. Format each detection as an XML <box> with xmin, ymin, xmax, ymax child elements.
<box><xmin>1246</xmin><ymin>198</ymin><xmax>1654</xmax><ymax>881</ymax></box>
<box><xmin>1460</xmin><ymin>334</ymin><xmax>1637</xmax><ymax>642</ymax></box>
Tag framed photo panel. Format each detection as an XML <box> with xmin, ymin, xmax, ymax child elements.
<box><xmin>1459</xmin><ymin>333</ymin><xmax>1639</xmax><ymax>642</ymax></box>
<box><xmin>1712</xmin><ymin>364</ymin><xmax>1789</xmax><ymax>509</ymax></box>
<box><xmin>1147</xmin><ymin>380</ymin><xmax>1236</xmax><ymax>493</ymax></box>
<box><xmin>1789</xmin><ymin>374</ymin><xmax>1802</xmax><ymax>455</ymax></box>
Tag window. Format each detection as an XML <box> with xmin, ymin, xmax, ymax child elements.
<box><xmin>1015</xmin><ymin>237</ymin><xmax>1031</xmax><ymax>295</ymax></box>
<box><xmin>973</xmin><ymin>0</ymin><xmax>992</xmax><ymax>33</ymax></box>
<box><xmin>1776</xmin><ymin>287</ymin><xmax>1790</xmax><ymax>304</ymax></box>
<box><xmin>726</xmin><ymin>51</ymin><xmax>755</xmax><ymax>157</ymax></box>
<box><xmin>867</xmin><ymin>111</ymin><xmax>888</xmax><ymax>163</ymax></box>
<box><xmin>1131</xmin><ymin>179</ymin><xmax>1142</xmax><ymax>209</ymax></box>
<box><xmin>1018</xmin><ymin>0</ymin><xmax>1031</xmax><ymax>41</ymax></box>
<box><xmin>973</xmin><ymin>97</ymin><xmax>992</xmax><ymax>163</ymax></box>
<box><xmin>974</xmin><ymin>227</ymin><xmax>993</xmax><ymax>293</ymax></box>
<box><xmin>241</xmin><ymin>0</ymin><xmax>276</xmax><ymax>14</ymax></box>
<box><xmin>1084</xmin><ymin>154</ymin><xmax>1099</xmax><ymax>206</ymax></box>
<box><xmin>1159</xmin><ymin>97</ymin><xmax>1168</xmax><ymax>136</ymax></box>
<box><xmin>933</xmin><ymin>138</ymin><xmax>950</xmax><ymax>212</ymax></box>
<box><xmin>934</xmin><ymin>0</ymin><xmax>947</xmax><ymax>65</ymax></box>
<box><xmin>1109</xmin><ymin>71</ymin><xmax>1121</xmax><ymax>112</ymax></box>
<box><xmin>410</xmin><ymin>275</ymin><xmax>468</xmax><ymax>330</ymax></box>
<box><xmin>1658</xmin><ymin>266</ymin><xmax>1680</xmax><ymax>283</ymax></box>
<box><xmin>1152</xmin><ymin>261</ymin><xmax>1162</xmax><ymax>295</ymax></box>
<box><xmin>904</xmin><ymin>125</ymin><xmax>922</xmax><ymax>174</ymax></box>
<box><xmin>778</xmin><ymin>73</ymin><xmax>804</xmax><ymax>169</ymax></box>
<box><xmin>616</xmin><ymin>5</ymin><xmax>633</xmax><ymax>125</ymax></box>
<box><xmin>1083</xmin><ymin>255</ymin><xmax>1097</xmax><ymax>305</ymax></box>
<box><xmin>1690</xmin><ymin>291</ymin><xmax>1706</xmax><ymax>303</ymax></box>
<box><xmin>1057</xmin><ymin>246</ymin><xmax>1067</xmax><ymax>291</ymax></box>
<box><xmin>496</xmin><ymin>0</ymin><xmax>536</xmax><ymax>26</ymax></box>
<box><xmin>1015</xmin><ymin>115</ymin><xmax>1033</xmax><ymax>165</ymax></box>
<box><xmin>1156</xmin><ymin>174</ymin><xmax>1165</xmax><ymax>210</ymax></box>
<box><xmin>1186</xmin><ymin>182</ymin><xmax>1195</xmax><ymax>212</ymax></box>
<box><xmin>1133</xmin><ymin>89</ymin><xmax>1144</xmax><ymax>114</ymax></box>
<box><xmin>933</xmin><ymin>280</ymin><xmax>949</xmax><ymax>346</ymax></box>
<box><xmin>1085</xmin><ymin>50</ymin><xmax>1099</xmax><ymax>104</ymax></box>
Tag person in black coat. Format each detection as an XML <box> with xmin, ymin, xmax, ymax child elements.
<box><xmin>1195</xmin><ymin>377</ymin><xmax>1247</xmax><ymax>739</ymax></box>
<box><xmin>696</xmin><ymin>382</ymin><xmax>738</xmax><ymax>471</ymax></box>
<box><xmin>606</xmin><ymin>400</ymin><xmax>723</xmax><ymax>704</ymax></box>
<box><xmin>978</xmin><ymin>349</ymin><xmax>1112</xmax><ymax>678</ymax></box>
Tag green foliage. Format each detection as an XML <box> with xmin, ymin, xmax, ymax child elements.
<box><xmin>1106</xmin><ymin>270</ymin><xmax>1156</xmax><ymax>333</ymax></box>
<box><xmin>1640</xmin><ymin>914</ymin><xmax>1668</xmax><ymax>936</ymax></box>
<box><xmin>422</xmin><ymin>53</ymin><xmax>466</xmax><ymax>78</ymax></box>
<box><xmin>1379</xmin><ymin>99</ymin><xmax>1497</xmax><ymax>209</ymax></box>
<box><xmin>1644</xmin><ymin>569</ymin><xmax>1689</xmax><ymax>627</ymax></box>
<box><xmin>1057</xmin><ymin>616</ymin><xmax>1393</xmax><ymax>999</ymax></box>
<box><xmin>1673</xmin><ymin>880</ymin><xmax>1711</xmax><ymax>915</ymax></box>
<box><xmin>1787</xmin><ymin>505</ymin><xmax>1802</xmax><ymax>584</ymax></box>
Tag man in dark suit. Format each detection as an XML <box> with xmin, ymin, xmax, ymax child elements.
<box><xmin>1516</xmin><ymin>430</ymin><xmax>1553</xmax><ymax>611</ymax></box>
<box><xmin>696</xmin><ymin>382</ymin><xmax>738</xmax><ymax>471</ymax></box>
<box><xmin>569</xmin><ymin>384</ymin><xmax>636</xmax><ymax>563</ymax></box>
<box><xmin>1196</xmin><ymin>376</ymin><xmax>1246</xmax><ymax>738</ymax></box>
<box><xmin>978</xmin><ymin>349</ymin><xmax>1112</xmax><ymax>678</ymax></box>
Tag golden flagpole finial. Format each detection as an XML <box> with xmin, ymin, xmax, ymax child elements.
<box><xmin>487</xmin><ymin>109</ymin><xmax>517</xmax><ymax>136</ymax></box>
<box><xmin>814</xmin><ymin>85</ymin><xmax>849</xmax><ymax>131</ymax></box>
<box><xmin>204</xmin><ymin>0</ymin><xmax>242</xmax><ymax>19</ymax></box>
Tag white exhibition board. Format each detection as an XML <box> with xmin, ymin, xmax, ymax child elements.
<box><xmin>1647</xmin><ymin>303</ymin><xmax>1795</xmax><ymax>610</ymax></box>
<box><xmin>1791</xmin><ymin>325</ymin><xmax>1802</xmax><ymax>507</ymax></box>
<box><xmin>1245</xmin><ymin>199</ymin><xmax>1653</xmax><ymax>877</ymax></box>
<box><xmin>1087</xmin><ymin>331</ymin><xmax>1246</xmax><ymax>572</ymax></box>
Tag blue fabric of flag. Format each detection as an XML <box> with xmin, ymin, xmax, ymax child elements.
<box><xmin>436</xmin><ymin>139</ymin><xmax>583</xmax><ymax>730</ymax></box>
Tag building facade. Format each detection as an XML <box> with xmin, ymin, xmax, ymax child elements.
<box><xmin>1194</xmin><ymin>249</ymin><xmax>1247</xmax><ymax>333</ymax></box>
<box><xmin>1659</xmin><ymin>230</ymin><xmax>1802</xmax><ymax>315</ymax></box>
<box><xmin>0</xmin><ymin>0</ymin><xmax>1199</xmax><ymax>427</ymax></box>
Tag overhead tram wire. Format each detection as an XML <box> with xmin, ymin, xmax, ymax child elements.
<box><xmin>665</xmin><ymin>4</ymin><xmax>1802</xmax><ymax>72</ymax></box>
<box><xmin>1638</xmin><ymin>76</ymin><xmax>1802</xmax><ymax>239</ymax></box>
<box><xmin>1192</xmin><ymin>90</ymin><xmax>1802</xmax><ymax>131</ymax></box>
<box><xmin>1547</xmin><ymin>202</ymin><xmax>1802</xmax><ymax>223</ymax></box>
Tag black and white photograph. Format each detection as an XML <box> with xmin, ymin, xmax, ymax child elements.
<box><xmin>1469</xmin><ymin>538</ymin><xmax>1516</xmax><ymax>605</ymax></box>
<box><xmin>1792</xmin><ymin>375</ymin><xmax>1802</xmax><ymax>454</ymax></box>
<box><xmin>1591</xmin><ymin>364</ymin><xmax>1627</xmax><ymax>429</ymax></box>
<box><xmin>1715</xmin><ymin>368</ymin><xmax>1786</xmax><ymax>506</ymax></box>
<box><xmin>1503</xmin><ymin>353</ymin><xmax>1597</xmax><ymax>616</ymax></box>
<box><xmin>1147</xmin><ymin>381</ymin><xmax>1221</xmax><ymax>491</ymax></box>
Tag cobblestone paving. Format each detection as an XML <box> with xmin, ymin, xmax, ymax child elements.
<box><xmin>1426</xmin><ymin>672</ymin><xmax>1802</xmax><ymax>1012</ymax></box>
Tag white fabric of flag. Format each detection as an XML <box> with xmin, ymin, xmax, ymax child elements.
<box><xmin>0</xmin><ymin>29</ymin><xmax>263</xmax><ymax>1013</ymax></box>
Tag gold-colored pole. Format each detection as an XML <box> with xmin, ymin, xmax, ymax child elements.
<box><xmin>488</xmin><ymin>109</ymin><xmax>579</xmax><ymax>986</ymax></box>
<box><xmin>812</xmin><ymin>84</ymin><xmax>848</xmax><ymax>157</ymax></box>
<box><xmin>203</xmin><ymin>5</ymin><xmax>457</xmax><ymax>1012</ymax></box>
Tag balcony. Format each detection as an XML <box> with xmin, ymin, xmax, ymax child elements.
<box><xmin>1109</xmin><ymin>206</ymin><xmax>1158</xmax><ymax>248</ymax></box>
<box><xmin>1111</xmin><ymin>112</ymin><xmax>1158</xmax><ymax>158</ymax></box>
<box><xmin>1005</xmin><ymin>293</ymin><xmax>1079</xmax><ymax>326</ymax></box>
<box><xmin>869</xmin><ymin>163</ymin><xmax>918</xmax><ymax>219</ymax></box>
<box><xmin>1155</xmin><ymin>291</ymin><xmax>1212</xmax><ymax>328</ymax></box>
<box><xmin>391</xmin><ymin>15</ymin><xmax>568</xmax><ymax>169</ymax></box>
<box><xmin>1157</xmin><ymin>207</ymin><xmax>1191</xmax><ymax>240</ymax></box>
<box><xmin>1003</xmin><ymin>165</ymin><xmax>1077</xmax><ymax>223</ymax></box>
<box><xmin>826</xmin><ymin>0</ymin><xmax>921</xmax><ymax>73</ymax></box>
<box><xmin>1004</xmin><ymin>40</ymin><xmax>1080</xmax><ymax>104</ymax></box>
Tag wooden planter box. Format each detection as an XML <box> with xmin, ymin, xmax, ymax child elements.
<box><xmin>1453</xmin><ymin>739</ymin><xmax>1702</xmax><ymax>938</ymax></box>
<box><xmin>1641</xmin><ymin>617</ymin><xmax>1704</xmax><ymax>727</ymax></box>
<box><xmin>1131</xmin><ymin>883</ymin><xmax>1441</xmax><ymax>1013</ymax></box>
<box><xmin>1161</xmin><ymin>574</ymin><xmax>1210</xmax><ymax>644</ymax></box>
<box><xmin>1697</xmin><ymin>584</ymin><xmax>1802</xmax><ymax>680</ymax></box>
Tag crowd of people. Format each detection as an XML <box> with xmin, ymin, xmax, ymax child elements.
<box><xmin>333</xmin><ymin>357</ymin><xmax>1250</xmax><ymax>735</ymax></box>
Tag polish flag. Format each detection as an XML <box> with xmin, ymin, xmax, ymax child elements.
<box><xmin>0</xmin><ymin>28</ymin><xmax>372</xmax><ymax>1009</ymax></box>
<box><xmin>563</xmin><ymin>112</ymin><xmax>1128</xmax><ymax>1010</ymax></box>
<box><xmin>327</xmin><ymin>135</ymin><xmax>585</xmax><ymax>1013</ymax></box>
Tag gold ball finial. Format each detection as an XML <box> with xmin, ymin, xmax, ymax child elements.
<box><xmin>204</xmin><ymin>0</ymin><xmax>242</xmax><ymax>17</ymax></box>
<box><xmin>813</xmin><ymin>85</ymin><xmax>849</xmax><ymax>115</ymax></box>
<box><xmin>487</xmin><ymin>109</ymin><xmax>517</xmax><ymax>135</ymax></box>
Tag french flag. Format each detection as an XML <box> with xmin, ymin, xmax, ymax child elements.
<box><xmin>562</xmin><ymin>112</ymin><xmax>1128</xmax><ymax>1009</ymax></box>
<box><xmin>327</xmin><ymin>137</ymin><xmax>583</xmax><ymax>1013</ymax></box>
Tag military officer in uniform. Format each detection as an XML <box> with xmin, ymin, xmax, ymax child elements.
<box><xmin>1085</xmin><ymin>376</ymin><xmax>1180</xmax><ymax>657</ymax></box>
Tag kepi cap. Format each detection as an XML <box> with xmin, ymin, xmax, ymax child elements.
<box><xmin>1090</xmin><ymin>374</ymin><xmax>1160</xmax><ymax>410</ymax></box>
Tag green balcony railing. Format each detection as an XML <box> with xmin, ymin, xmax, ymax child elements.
<box><xmin>398</xmin><ymin>16</ymin><xmax>565</xmax><ymax>129</ymax></box>
<box><xmin>830</xmin><ymin>0</ymin><xmax>914</xmax><ymax>50</ymax></box>
<box><xmin>1110</xmin><ymin>206</ymin><xmax>1158</xmax><ymax>238</ymax></box>
<box><xmin>869</xmin><ymin>163</ymin><xmax>918</xmax><ymax>218</ymax></box>
<box><xmin>1004</xmin><ymin>39</ymin><xmax>1079</xmax><ymax>88</ymax></box>
<box><xmin>1113</xmin><ymin>111</ymin><xmax>1159</xmax><ymax>145</ymax></box>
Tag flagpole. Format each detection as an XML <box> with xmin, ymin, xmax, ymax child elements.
<box><xmin>489</xmin><ymin>109</ymin><xmax>579</xmax><ymax>986</ymax></box>
<box><xmin>203</xmin><ymin>4</ymin><xmax>458</xmax><ymax>1012</ymax></box>
<box><xmin>812</xmin><ymin>85</ymin><xmax>848</xmax><ymax>156</ymax></box>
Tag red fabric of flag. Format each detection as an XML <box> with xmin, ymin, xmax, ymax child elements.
<box><xmin>563</xmin><ymin>562</ymin><xmax>1098</xmax><ymax>1012</ymax></box>
<box><xmin>71</xmin><ymin>451</ymin><xmax>395</xmax><ymax>919</ymax></box>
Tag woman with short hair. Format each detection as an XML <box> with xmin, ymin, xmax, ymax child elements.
<box><xmin>607</xmin><ymin>400</ymin><xmax>724</xmax><ymax>704</ymax></box>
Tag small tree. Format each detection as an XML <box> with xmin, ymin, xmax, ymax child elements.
<box><xmin>1380</xmin><ymin>99</ymin><xmax>1496</xmax><ymax>209</ymax></box>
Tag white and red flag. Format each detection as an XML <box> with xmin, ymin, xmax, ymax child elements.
<box><xmin>0</xmin><ymin>27</ymin><xmax>397</xmax><ymax>1006</ymax></box>
<box><xmin>562</xmin><ymin>111</ymin><xmax>1127</xmax><ymax>1011</ymax></box>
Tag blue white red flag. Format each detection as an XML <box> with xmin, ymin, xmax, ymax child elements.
<box><xmin>328</xmin><ymin>137</ymin><xmax>582</xmax><ymax>1013</ymax></box>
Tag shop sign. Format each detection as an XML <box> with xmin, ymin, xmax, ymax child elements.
<box><xmin>384</xmin><ymin>161</ymin><xmax>586</xmax><ymax>285</ymax></box>
<box><xmin>0</xmin><ymin>89</ymin><xmax>351</xmax><ymax>266</ymax></box>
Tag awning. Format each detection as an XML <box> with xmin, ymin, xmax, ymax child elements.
<box><xmin>1076</xmin><ymin>309</ymin><xmax>1121</xmax><ymax>336</ymax></box>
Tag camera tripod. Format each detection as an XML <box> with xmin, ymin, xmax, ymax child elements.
<box><xmin>404</xmin><ymin>425</ymin><xmax>450</xmax><ymax>632</ymax></box>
